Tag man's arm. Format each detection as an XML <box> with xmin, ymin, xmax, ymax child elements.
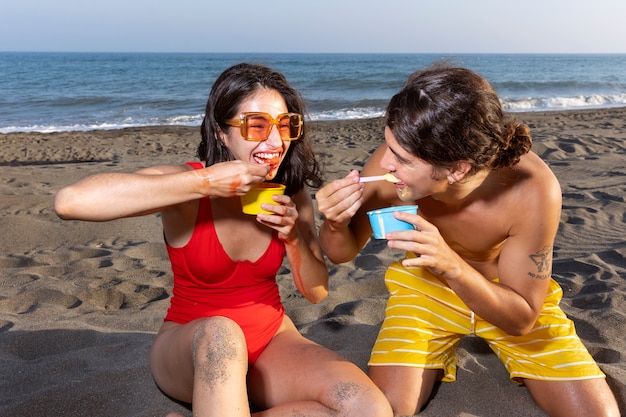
<box><xmin>389</xmin><ymin>155</ymin><xmax>563</xmax><ymax>335</ymax></box>
<box><xmin>317</xmin><ymin>144</ymin><xmax>401</xmax><ymax>263</ymax></box>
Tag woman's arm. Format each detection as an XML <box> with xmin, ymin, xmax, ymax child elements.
<box><xmin>54</xmin><ymin>161</ymin><xmax>270</xmax><ymax>222</ymax></box>
<box><xmin>259</xmin><ymin>187</ymin><xmax>329</xmax><ymax>304</ymax></box>
<box><xmin>55</xmin><ymin>165</ymin><xmax>201</xmax><ymax>221</ymax></box>
<box><xmin>288</xmin><ymin>188</ymin><xmax>330</xmax><ymax>303</ymax></box>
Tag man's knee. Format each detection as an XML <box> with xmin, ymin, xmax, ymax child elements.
<box><xmin>385</xmin><ymin>394</ymin><xmax>421</xmax><ymax>417</ymax></box>
<box><xmin>369</xmin><ymin>366</ymin><xmax>439</xmax><ymax>416</ymax></box>
<box><xmin>328</xmin><ymin>381</ymin><xmax>393</xmax><ymax>417</ymax></box>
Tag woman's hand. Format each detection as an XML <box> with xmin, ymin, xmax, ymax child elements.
<box><xmin>255</xmin><ymin>194</ymin><xmax>299</xmax><ymax>243</ymax></box>
<box><xmin>199</xmin><ymin>161</ymin><xmax>270</xmax><ymax>197</ymax></box>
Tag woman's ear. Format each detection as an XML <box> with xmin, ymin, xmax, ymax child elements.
<box><xmin>215</xmin><ymin>125</ymin><xmax>227</xmax><ymax>144</ymax></box>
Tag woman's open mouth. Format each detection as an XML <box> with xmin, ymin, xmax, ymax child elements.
<box><xmin>254</xmin><ymin>152</ymin><xmax>281</xmax><ymax>170</ymax></box>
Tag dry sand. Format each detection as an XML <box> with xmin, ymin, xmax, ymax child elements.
<box><xmin>1</xmin><ymin>108</ymin><xmax>625</xmax><ymax>416</ymax></box>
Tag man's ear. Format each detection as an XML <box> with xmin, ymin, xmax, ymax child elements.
<box><xmin>449</xmin><ymin>161</ymin><xmax>472</xmax><ymax>183</ymax></box>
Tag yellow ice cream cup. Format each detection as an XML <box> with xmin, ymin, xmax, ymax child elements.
<box><xmin>240</xmin><ymin>183</ymin><xmax>286</xmax><ymax>215</ymax></box>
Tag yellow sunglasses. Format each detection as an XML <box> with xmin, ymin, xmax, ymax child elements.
<box><xmin>225</xmin><ymin>112</ymin><xmax>303</xmax><ymax>141</ymax></box>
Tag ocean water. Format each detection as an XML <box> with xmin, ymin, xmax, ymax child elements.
<box><xmin>1</xmin><ymin>52</ymin><xmax>625</xmax><ymax>133</ymax></box>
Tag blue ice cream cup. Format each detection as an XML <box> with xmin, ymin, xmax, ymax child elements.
<box><xmin>367</xmin><ymin>205</ymin><xmax>418</xmax><ymax>239</ymax></box>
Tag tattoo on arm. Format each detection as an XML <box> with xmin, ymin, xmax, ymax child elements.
<box><xmin>528</xmin><ymin>245</ymin><xmax>552</xmax><ymax>280</ymax></box>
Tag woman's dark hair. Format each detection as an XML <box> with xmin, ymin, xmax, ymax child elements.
<box><xmin>385</xmin><ymin>63</ymin><xmax>532</xmax><ymax>176</ymax></box>
<box><xmin>198</xmin><ymin>63</ymin><xmax>322</xmax><ymax>195</ymax></box>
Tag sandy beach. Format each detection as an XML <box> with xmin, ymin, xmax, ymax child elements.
<box><xmin>1</xmin><ymin>108</ymin><xmax>625</xmax><ymax>416</ymax></box>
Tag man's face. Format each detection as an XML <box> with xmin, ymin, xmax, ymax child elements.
<box><xmin>380</xmin><ymin>126</ymin><xmax>447</xmax><ymax>201</ymax></box>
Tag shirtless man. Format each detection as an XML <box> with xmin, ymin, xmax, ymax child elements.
<box><xmin>315</xmin><ymin>64</ymin><xmax>620</xmax><ymax>417</ymax></box>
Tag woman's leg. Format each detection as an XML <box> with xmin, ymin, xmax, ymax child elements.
<box><xmin>150</xmin><ymin>317</ymin><xmax>251</xmax><ymax>417</ymax></box>
<box><xmin>247</xmin><ymin>317</ymin><xmax>392</xmax><ymax>417</ymax></box>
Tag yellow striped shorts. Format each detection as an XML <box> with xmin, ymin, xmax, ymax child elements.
<box><xmin>368</xmin><ymin>261</ymin><xmax>605</xmax><ymax>383</ymax></box>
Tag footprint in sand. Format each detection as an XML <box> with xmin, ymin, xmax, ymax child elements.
<box><xmin>592</xmin><ymin>346</ymin><xmax>622</xmax><ymax>364</ymax></box>
<box><xmin>571</xmin><ymin>290</ymin><xmax>612</xmax><ymax>310</ymax></box>
<box><xmin>597</xmin><ymin>249</ymin><xmax>626</xmax><ymax>267</ymax></box>
<box><xmin>0</xmin><ymin>254</ymin><xmax>43</xmax><ymax>269</ymax></box>
<box><xmin>31</xmin><ymin>248</ymin><xmax>113</xmax><ymax>266</ymax></box>
<box><xmin>0</xmin><ymin>273</ymin><xmax>39</xmax><ymax>288</ymax></box>
<box><xmin>354</xmin><ymin>254</ymin><xmax>385</xmax><ymax>271</ymax></box>
<box><xmin>0</xmin><ymin>288</ymin><xmax>82</xmax><ymax>315</ymax></box>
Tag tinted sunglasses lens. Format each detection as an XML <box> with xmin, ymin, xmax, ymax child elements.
<box><xmin>278</xmin><ymin>114</ymin><xmax>302</xmax><ymax>140</ymax></box>
<box><xmin>244</xmin><ymin>114</ymin><xmax>271</xmax><ymax>140</ymax></box>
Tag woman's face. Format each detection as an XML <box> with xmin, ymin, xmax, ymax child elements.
<box><xmin>224</xmin><ymin>88</ymin><xmax>292</xmax><ymax>180</ymax></box>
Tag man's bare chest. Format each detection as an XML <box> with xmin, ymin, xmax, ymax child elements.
<box><xmin>420</xmin><ymin>201</ymin><xmax>509</xmax><ymax>263</ymax></box>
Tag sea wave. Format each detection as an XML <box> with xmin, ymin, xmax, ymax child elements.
<box><xmin>3</xmin><ymin>93</ymin><xmax>626</xmax><ymax>134</ymax></box>
<box><xmin>502</xmin><ymin>93</ymin><xmax>626</xmax><ymax>112</ymax></box>
<box><xmin>0</xmin><ymin>114</ymin><xmax>206</xmax><ymax>134</ymax></box>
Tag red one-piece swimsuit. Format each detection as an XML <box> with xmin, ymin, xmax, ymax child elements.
<box><xmin>163</xmin><ymin>162</ymin><xmax>286</xmax><ymax>364</ymax></box>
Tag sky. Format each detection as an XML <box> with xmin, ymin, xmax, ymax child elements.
<box><xmin>2</xmin><ymin>0</ymin><xmax>625</xmax><ymax>54</ymax></box>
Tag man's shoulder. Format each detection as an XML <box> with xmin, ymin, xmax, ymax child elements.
<box><xmin>518</xmin><ymin>152</ymin><xmax>561</xmax><ymax>195</ymax></box>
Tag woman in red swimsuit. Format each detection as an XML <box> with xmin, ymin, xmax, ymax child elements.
<box><xmin>55</xmin><ymin>63</ymin><xmax>392</xmax><ymax>417</ymax></box>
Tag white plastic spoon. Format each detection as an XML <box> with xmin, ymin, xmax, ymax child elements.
<box><xmin>359</xmin><ymin>173</ymin><xmax>400</xmax><ymax>183</ymax></box>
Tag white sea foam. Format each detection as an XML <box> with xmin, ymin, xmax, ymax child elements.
<box><xmin>308</xmin><ymin>107</ymin><xmax>386</xmax><ymax>121</ymax></box>
<box><xmin>502</xmin><ymin>93</ymin><xmax>626</xmax><ymax>112</ymax></box>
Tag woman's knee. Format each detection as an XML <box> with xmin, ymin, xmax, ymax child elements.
<box><xmin>192</xmin><ymin>316</ymin><xmax>248</xmax><ymax>368</ymax></box>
